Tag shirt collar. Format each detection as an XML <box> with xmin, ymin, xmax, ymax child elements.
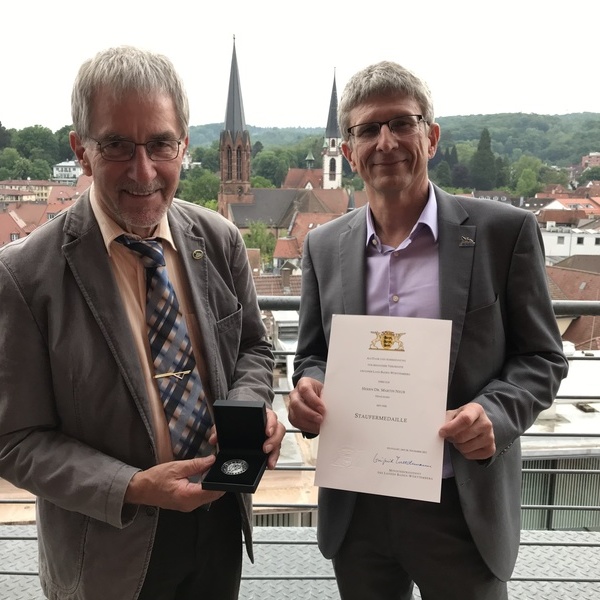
<box><xmin>89</xmin><ymin>183</ymin><xmax>176</xmax><ymax>255</ymax></box>
<box><xmin>366</xmin><ymin>182</ymin><xmax>438</xmax><ymax>249</ymax></box>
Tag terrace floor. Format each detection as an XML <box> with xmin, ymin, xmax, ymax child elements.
<box><xmin>1</xmin><ymin>525</ymin><xmax>599</xmax><ymax>599</ymax></box>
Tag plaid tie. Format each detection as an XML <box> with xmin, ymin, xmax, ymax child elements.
<box><xmin>117</xmin><ymin>235</ymin><xmax>213</xmax><ymax>459</ymax></box>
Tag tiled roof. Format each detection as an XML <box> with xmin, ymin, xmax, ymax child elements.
<box><xmin>537</xmin><ymin>209</ymin><xmax>588</xmax><ymax>224</ymax></box>
<box><xmin>289</xmin><ymin>212</ymin><xmax>340</xmax><ymax>252</ymax></box>
<box><xmin>274</xmin><ymin>237</ymin><xmax>301</xmax><ymax>260</ymax></box>
<box><xmin>282</xmin><ymin>169</ymin><xmax>323</xmax><ymax>189</ymax></box>
<box><xmin>554</xmin><ymin>256</ymin><xmax>600</xmax><ymax>274</ymax></box>
<box><xmin>253</xmin><ymin>274</ymin><xmax>302</xmax><ymax>296</ymax></box>
<box><xmin>547</xmin><ymin>265</ymin><xmax>600</xmax><ymax>350</ymax></box>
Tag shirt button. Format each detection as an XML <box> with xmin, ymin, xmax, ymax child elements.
<box><xmin>393</xmin><ymin>251</ymin><xmax>399</xmax><ymax>257</ymax></box>
<box><xmin>392</xmin><ymin>295</ymin><xmax>400</xmax><ymax>303</ymax></box>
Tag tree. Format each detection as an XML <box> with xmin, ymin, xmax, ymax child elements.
<box><xmin>452</xmin><ymin>163</ymin><xmax>471</xmax><ymax>189</ymax></box>
<box><xmin>434</xmin><ymin>161</ymin><xmax>452</xmax><ymax>187</ymax></box>
<box><xmin>10</xmin><ymin>157</ymin><xmax>34</xmax><ymax>179</ymax></box>
<box><xmin>495</xmin><ymin>157</ymin><xmax>510</xmax><ymax>188</ymax></box>
<box><xmin>29</xmin><ymin>159</ymin><xmax>52</xmax><ymax>180</ymax></box>
<box><xmin>515</xmin><ymin>168</ymin><xmax>540</xmax><ymax>198</ymax></box>
<box><xmin>13</xmin><ymin>125</ymin><xmax>59</xmax><ymax>164</ymax></box>
<box><xmin>0</xmin><ymin>122</ymin><xmax>11</xmax><ymax>151</ymax></box>
<box><xmin>54</xmin><ymin>125</ymin><xmax>73</xmax><ymax>161</ymax></box>
<box><xmin>251</xmin><ymin>175</ymin><xmax>275</xmax><ymax>188</ymax></box>
<box><xmin>252</xmin><ymin>141</ymin><xmax>264</xmax><ymax>158</ymax></box>
<box><xmin>252</xmin><ymin>150</ymin><xmax>289</xmax><ymax>187</ymax></box>
<box><xmin>189</xmin><ymin>143</ymin><xmax>219</xmax><ymax>172</ymax></box>
<box><xmin>242</xmin><ymin>221</ymin><xmax>276</xmax><ymax>268</ymax></box>
<box><xmin>470</xmin><ymin>128</ymin><xmax>497</xmax><ymax>190</ymax></box>
<box><xmin>511</xmin><ymin>155</ymin><xmax>542</xmax><ymax>189</ymax></box>
<box><xmin>178</xmin><ymin>167</ymin><xmax>219</xmax><ymax>207</ymax></box>
<box><xmin>201</xmin><ymin>146</ymin><xmax>220</xmax><ymax>173</ymax></box>
<box><xmin>0</xmin><ymin>147</ymin><xmax>21</xmax><ymax>172</ymax></box>
<box><xmin>539</xmin><ymin>165</ymin><xmax>569</xmax><ymax>187</ymax></box>
<box><xmin>579</xmin><ymin>166</ymin><xmax>600</xmax><ymax>185</ymax></box>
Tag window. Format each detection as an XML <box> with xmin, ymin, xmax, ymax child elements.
<box><xmin>236</xmin><ymin>147</ymin><xmax>242</xmax><ymax>180</ymax></box>
<box><xmin>577</xmin><ymin>237</ymin><xmax>584</xmax><ymax>245</ymax></box>
<box><xmin>226</xmin><ymin>147</ymin><xmax>232</xmax><ymax>180</ymax></box>
<box><xmin>328</xmin><ymin>158</ymin><xmax>336</xmax><ymax>181</ymax></box>
<box><xmin>557</xmin><ymin>236</ymin><xmax>565</xmax><ymax>245</ymax></box>
<box><xmin>10</xmin><ymin>233</ymin><xmax>19</xmax><ymax>241</ymax></box>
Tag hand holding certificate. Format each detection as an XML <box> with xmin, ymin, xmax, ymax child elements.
<box><xmin>315</xmin><ymin>314</ymin><xmax>452</xmax><ymax>503</ymax></box>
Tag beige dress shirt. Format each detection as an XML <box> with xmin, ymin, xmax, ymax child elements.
<box><xmin>90</xmin><ymin>185</ymin><xmax>212</xmax><ymax>463</ymax></box>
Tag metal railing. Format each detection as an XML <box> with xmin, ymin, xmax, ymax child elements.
<box><xmin>1</xmin><ymin>298</ymin><xmax>599</xmax><ymax>597</ymax></box>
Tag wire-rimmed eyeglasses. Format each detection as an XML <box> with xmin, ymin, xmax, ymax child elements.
<box><xmin>92</xmin><ymin>138</ymin><xmax>182</xmax><ymax>162</ymax></box>
<box><xmin>347</xmin><ymin>115</ymin><xmax>427</xmax><ymax>142</ymax></box>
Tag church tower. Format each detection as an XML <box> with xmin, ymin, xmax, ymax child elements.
<box><xmin>218</xmin><ymin>37</ymin><xmax>252</xmax><ymax>217</ymax></box>
<box><xmin>322</xmin><ymin>71</ymin><xmax>343</xmax><ymax>190</ymax></box>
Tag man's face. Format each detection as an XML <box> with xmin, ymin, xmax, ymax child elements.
<box><xmin>341</xmin><ymin>94</ymin><xmax>439</xmax><ymax>199</ymax></box>
<box><xmin>70</xmin><ymin>87</ymin><xmax>188</xmax><ymax>237</ymax></box>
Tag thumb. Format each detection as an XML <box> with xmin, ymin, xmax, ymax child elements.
<box><xmin>180</xmin><ymin>454</ymin><xmax>216</xmax><ymax>477</ymax></box>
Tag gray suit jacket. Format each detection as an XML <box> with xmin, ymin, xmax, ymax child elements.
<box><xmin>0</xmin><ymin>192</ymin><xmax>273</xmax><ymax>599</ymax></box>
<box><xmin>293</xmin><ymin>184</ymin><xmax>568</xmax><ymax>581</ymax></box>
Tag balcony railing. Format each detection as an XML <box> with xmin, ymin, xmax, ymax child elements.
<box><xmin>1</xmin><ymin>299</ymin><xmax>599</xmax><ymax>599</ymax></box>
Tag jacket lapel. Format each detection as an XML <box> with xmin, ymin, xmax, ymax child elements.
<box><xmin>435</xmin><ymin>186</ymin><xmax>476</xmax><ymax>382</ymax></box>
<box><xmin>339</xmin><ymin>207</ymin><xmax>368</xmax><ymax>315</ymax></box>
<box><xmin>61</xmin><ymin>194</ymin><xmax>154</xmax><ymax>428</ymax></box>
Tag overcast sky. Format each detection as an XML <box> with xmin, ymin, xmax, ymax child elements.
<box><xmin>3</xmin><ymin>0</ymin><xmax>599</xmax><ymax>133</ymax></box>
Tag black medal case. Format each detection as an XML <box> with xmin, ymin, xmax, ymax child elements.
<box><xmin>203</xmin><ymin>399</ymin><xmax>268</xmax><ymax>493</ymax></box>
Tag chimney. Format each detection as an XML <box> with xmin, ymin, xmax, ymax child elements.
<box><xmin>281</xmin><ymin>266</ymin><xmax>292</xmax><ymax>295</ymax></box>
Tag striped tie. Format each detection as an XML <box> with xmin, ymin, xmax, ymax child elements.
<box><xmin>118</xmin><ymin>235</ymin><xmax>213</xmax><ymax>459</ymax></box>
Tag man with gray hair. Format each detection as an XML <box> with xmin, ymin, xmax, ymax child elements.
<box><xmin>288</xmin><ymin>60</ymin><xmax>567</xmax><ymax>599</ymax></box>
<box><xmin>0</xmin><ymin>46</ymin><xmax>284</xmax><ymax>599</ymax></box>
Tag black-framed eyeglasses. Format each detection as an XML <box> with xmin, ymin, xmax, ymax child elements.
<box><xmin>92</xmin><ymin>138</ymin><xmax>182</xmax><ymax>162</ymax></box>
<box><xmin>347</xmin><ymin>115</ymin><xmax>427</xmax><ymax>141</ymax></box>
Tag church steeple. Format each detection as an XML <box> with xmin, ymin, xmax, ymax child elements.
<box><xmin>322</xmin><ymin>70</ymin><xmax>343</xmax><ymax>190</ymax></box>
<box><xmin>218</xmin><ymin>36</ymin><xmax>252</xmax><ymax>217</ymax></box>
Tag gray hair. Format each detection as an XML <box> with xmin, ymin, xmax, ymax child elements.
<box><xmin>71</xmin><ymin>45</ymin><xmax>189</xmax><ymax>139</ymax></box>
<box><xmin>338</xmin><ymin>61</ymin><xmax>435</xmax><ymax>141</ymax></box>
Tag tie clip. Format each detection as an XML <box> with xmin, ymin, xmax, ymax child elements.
<box><xmin>154</xmin><ymin>370</ymin><xmax>191</xmax><ymax>380</ymax></box>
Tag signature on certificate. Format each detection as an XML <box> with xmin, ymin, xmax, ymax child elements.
<box><xmin>372</xmin><ymin>453</ymin><xmax>432</xmax><ymax>469</ymax></box>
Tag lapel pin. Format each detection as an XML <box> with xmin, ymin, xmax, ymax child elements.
<box><xmin>192</xmin><ymin>249</ymin><xmax>204</xmax><ymax>260</ymax></box>
<box><xmin>459</xmin><ymin>236</ymin><xmax>475</xmax><ymax>247</ymax></box>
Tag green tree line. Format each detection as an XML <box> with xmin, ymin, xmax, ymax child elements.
<box><xmin>3</xmin><ymin>112</ymin><xmax>599</xmax><ymax>202</ymax></box>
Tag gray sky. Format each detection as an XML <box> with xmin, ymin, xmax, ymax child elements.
<box><xmin>3</xmin><ymin>0</ymin><xmax>599</xmax><ymax>132</ymax></box>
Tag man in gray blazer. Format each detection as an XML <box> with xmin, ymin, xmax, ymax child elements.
<box><xmin>0</xmin><ymin>46</ymin><xmax>284</xmax><ymax>600</ymax></box>
<box><xmin>288</xmin><ymin>61</ymin><xmax>568</xmax><ymax>599</ymax></box>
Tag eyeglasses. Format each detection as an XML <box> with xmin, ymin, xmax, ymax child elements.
<box><xmin>347</xmin><ymin>115</ymin><xmax>427</xmax><ymax>141</ymax></box>
<box><xmin>92</xmin><ymin>138</ymin><xmax>182</xmax><ymax>162</ymax></box>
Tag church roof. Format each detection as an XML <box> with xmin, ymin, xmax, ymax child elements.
<box><xmin>325</xmin><ymin>73</ymin><xmax>341</xmax><ymax>139</ymax></box>
<box><xmin>224</xmin><ymin>38</ymin><xmax>246</xmax><ymax>135</ymax></box>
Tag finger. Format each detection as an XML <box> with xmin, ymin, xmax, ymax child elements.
<box><xmin>184</xmin><ymin>454</ymin><xmax>216</xmax><ymax>477</ymax></box>
<box><xmin>265</xmin><ymin>408</ymin><xmax>277</xmax><ymax>437</ymax></box>
<box><xmin>267</xmin><ymin>443</ymin><xmax>281</xmax><ymax>469</ymax></box>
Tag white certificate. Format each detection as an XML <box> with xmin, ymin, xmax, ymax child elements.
<box><xmin>315</xmin><ymin>314</ymin><xmax>452</xmax><ymax>503</ymax></box>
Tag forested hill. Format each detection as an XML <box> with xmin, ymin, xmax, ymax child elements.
<box><xmin>190</xmin><ymin>112</ymin><xmax>600</xmax><ymax>167</ymax></box>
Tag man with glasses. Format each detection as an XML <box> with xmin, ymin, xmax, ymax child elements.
<box><xmin>0</xmin><ymin>46</ymin><xmax>284</xmax><ymax>600</ymax></box>
<box><xmin>288</xmin><ymin>61</ymin><xmax>567</xmax><ymax>599</ymax></box>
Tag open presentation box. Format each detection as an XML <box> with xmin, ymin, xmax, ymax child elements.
<box><xmin>203</xmin><ymin>399</ymin><xmax>268</xmax><ymax>493</ymax></box>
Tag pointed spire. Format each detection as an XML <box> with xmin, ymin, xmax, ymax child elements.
<box><xmin>325</xmin><ymin>70</ymin><xmax>340</xmax><ymax>138</ymax></box>
<box><xmin>224</xmin><ymin>36</ymin><xmax>246</xmax><ymax>134</ymax></box>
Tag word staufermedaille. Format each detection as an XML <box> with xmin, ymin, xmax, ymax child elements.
<box><xmin>354</xmin><ymin>413</ymin><xmax>407</xmax><ymax>423</ymax></box>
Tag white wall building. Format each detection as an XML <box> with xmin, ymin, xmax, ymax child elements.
<box><xmin>542</xmin><ymin>227</ymin><xmax>600</xmax><ymax>262</ymax></box>
<box><xmin>52</xmin><ymin>160</ymin><xmax>83</xmax><ymax>184</ymax></box>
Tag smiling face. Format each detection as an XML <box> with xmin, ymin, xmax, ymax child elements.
<box><xmin>70</xmin><ymin>87</ymin><xmax>188</xmax><ymax>238</ymax></box>
<box><xmin>341</xmin><ymin>93</ymin><xmax>439</xmax><ymax>202</ymax></box>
